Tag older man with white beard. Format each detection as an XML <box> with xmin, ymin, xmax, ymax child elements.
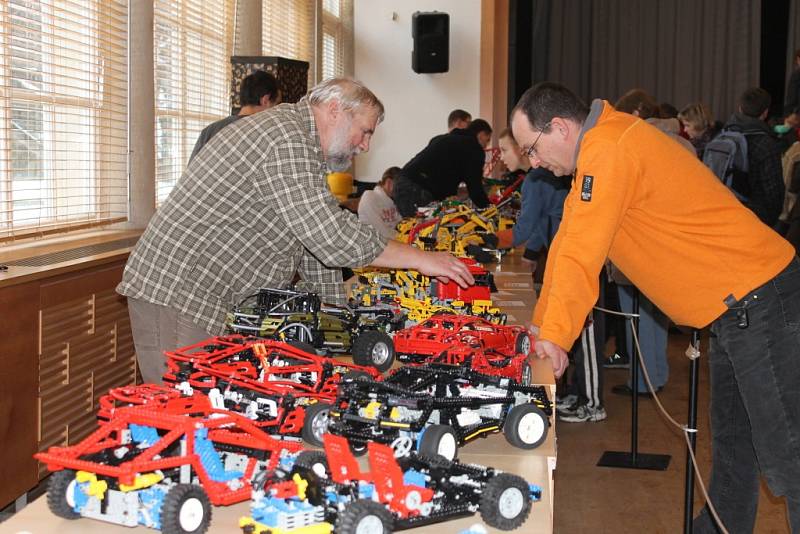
<box><xmin>118</xmin><ymin>78</ymin><xmax>474</xmax><ymax>384</ymax></box>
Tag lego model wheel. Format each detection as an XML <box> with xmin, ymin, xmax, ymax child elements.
<box><xmin>351</xmin><ymin>330</ymin><xmax>395</xmax><ymax>372</ymax></box>
<box><xmin>520</xmin><ymin>360</ymin><xmax>533</xmax><ymax>386</ymax></box>
<box><xmin>335</xmin><ymin>498</ymin><xmax>394</xmax><ymax>534</ymax></box>
<box><xmin>293</xmin><ymin>450</ymin><xmax>330</xmax><ymax>479</ymax></box>
<box><xmin>418</xmin><ymin>424</ymin><xmax>458</xmax><ymax>460</ymax></box>
<box><xmin>515</xmin><ymin>332</ymin><xmax>531</xmax><ymax>356</ymax></box>
<box><xmin>160</xmin><ymin>484</ymin><xmax>212</xmax><ymax>534</ymax></box>
<box><xmin>479</xmin><ymin>472</ymin><xmax>532</xmax><ymax>530</ymax></box>
<box><xmin>301</xmin><ymin>402</ymin><xmax>333</xmax><ymax>447</ymax></box>
<box><xmin>46</xmin><ymin>470</ymin><xmax>80</xmax><ymax>520</ymax></box>
<box><xmin>503</xmin><ymin>403</ymin><xmax>548</xmax><ymax>450</ymax></box>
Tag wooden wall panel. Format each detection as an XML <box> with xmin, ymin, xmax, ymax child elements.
<box><xmin>0</xmin><ymin>281</ymin><xmax>40</xmax><ymax>509</ymax></box>
<box><xmin>36</xmin><ymin>263</ymin><xmax>136</xmax><ymax>479</ymax></box>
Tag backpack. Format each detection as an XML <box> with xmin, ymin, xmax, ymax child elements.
<box><xmin>702</xmin><ymin>128</ymin><xmax>751</xmax><ymax>202</ymax></box>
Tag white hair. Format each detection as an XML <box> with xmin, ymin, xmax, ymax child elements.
<box><xmin>308</xmin><ymin>77</ymin><xmax>385</xmax><ymax>122</ymax></box>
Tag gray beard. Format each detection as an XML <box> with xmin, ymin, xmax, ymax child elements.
<box><xmin>326</xmin><ymin>153</ymin><xmax>353</xmax><ymax>172</ymax></box>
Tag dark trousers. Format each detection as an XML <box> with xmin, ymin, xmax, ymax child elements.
<box><xmin>393</xmin><ymin>174</ymin><xmax>434</xmax><ymax>218</ymax></box>
<box><xmin>571</xmin><ymin>275</ymin><xmax>606</xmax><ymax>407</ymax></box>
<box><xmin>694</xmin><ymin>256</ymin><xmax>800</xmax><ymax>533</ymax></box>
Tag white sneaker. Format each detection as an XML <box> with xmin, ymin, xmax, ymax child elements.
<box><xmin>555</xmin><ymin>393</ymin><xmax>578</xmax><ymax>411</ymax></box>
<box><xmin>558</xmin><ymin>404</ymin><xmax>607</xmax><ymax>423</ymax></box>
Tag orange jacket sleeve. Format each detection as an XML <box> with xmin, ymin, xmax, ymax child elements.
<box><xmin>532</xmin><ymin>137</ymin><xmax>636</xmax><ymax>350</ymax></box>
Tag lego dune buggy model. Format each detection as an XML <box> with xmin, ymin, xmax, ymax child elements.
<box><xmin>328</xmin><ymin>364</ymin><xmax>552</xmax><ymax>461</ymax></box>
<box><xmin>157</xmin><ymin>335</ymin><xmax>382</xmax><ymax>446</ymax></box>
<box><xmin>35</xmin><ymin>393</ymin><xmax>308</xmax><ymax>534</ymax></box>
<box><xmin>239</xmin><ymin>433</ymin><xmax>541</xmax><ymax>534</ymax></box>
<box><xmin>226</xmin><ymin>287</ymin><xmax>401</xmax><ymax>371</ymax></box>
<box><xmin>393</xmin><ymin>314</ymin><xmax>533</xmax><ymax>385</ymax></box>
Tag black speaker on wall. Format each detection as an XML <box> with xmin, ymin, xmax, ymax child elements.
<box><xmin>412</xmin><ymin>11</ymin><xmax>449</xmax><ymax>74</ymax></box>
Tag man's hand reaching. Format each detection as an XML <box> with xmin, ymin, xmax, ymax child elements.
<box><xmin>532</xmin><ymin>338</ymin><xmax>569</xmax><ymax>378</ymax></box>
<box><xmin>416</xmin><ymin>251</ymin><xmax>475</xmax><ymax>288</ymax></box>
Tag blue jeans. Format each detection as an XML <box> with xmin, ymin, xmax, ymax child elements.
<box><xmin>694</xmin><ymin>256</ymin><xmax>800</xmax><ymax>533</ymax></box>
<box><xmin>618</xmin><ymin>285</ymin><xmax>670</xmax><ymax>391</ymax></box>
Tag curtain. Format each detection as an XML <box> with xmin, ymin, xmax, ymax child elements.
<box><xmin>544</xmin><ymin>0</ymin><xmax>760</xmax><ymax>121</ymax></box>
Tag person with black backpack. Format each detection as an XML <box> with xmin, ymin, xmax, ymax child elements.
<box><xmin>704</xmin><ymin>88</ymin><xmax>784</xmax><ymax>226</ymax></box>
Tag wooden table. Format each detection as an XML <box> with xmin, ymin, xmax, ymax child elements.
<box><xmin>0</xmin><ymin>249</ymin><xmax>556</xmax><ymax>534</ymax></box>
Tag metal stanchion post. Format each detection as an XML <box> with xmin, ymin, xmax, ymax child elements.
<box><xmin>684</xmin><ymin>329</ymin><xmax>701</xmax><ymax>532</ymax></box>
<box><xmin>598</xmin><ymin>287</ymin><xmax>670</xmax><ymax>470</ymax></box>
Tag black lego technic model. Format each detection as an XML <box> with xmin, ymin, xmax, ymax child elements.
<box><xmin>328</xmin><ymin>363</ymin><xmax>553</xmax><ymax>460</ymax></box>
<box><xmin>226</xmin><ymin>287</ymin><xmax>403</xmax><ymax>371</ymax></box>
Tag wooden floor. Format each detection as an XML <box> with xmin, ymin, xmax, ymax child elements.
<box><xmin>553</xmin><ymin>329</ymin><xmax>792</xmax><ymax>533</ymax></box>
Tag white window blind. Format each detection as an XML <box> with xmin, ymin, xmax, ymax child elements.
<box><xmin>262</xmin><ymin>0</ymin><xmax>315</xmax><ymax>85</ymax></box>
<box><xmin>153</xmin><ymin>0</ymin><xmax>234</xmax><ymax>205</ymax></box>
<box><xmin>0</xmin><ymin>0</ymin><xmax>128</xmax><ymax>241</ymax></box>
<box><xmin>321</xmin><ymin>0</ymin><xmax>352</xmax><ymax>80</ymax></box>
<box><xmin>263</xmin><ymin>0</ymin><xmax>352</xmax><ymax>84</ymax></box>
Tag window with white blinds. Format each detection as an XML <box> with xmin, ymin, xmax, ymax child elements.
<box><xmin>321</xmin><ymin>0</ymin><xmax>352</xmax><ymax>81</ymax></box>
<box><xmin>153</xmin><ymin>0</ymin><xmax>234</xmax><ymax>205</ymax></box>
<box><xmin>263</xmin><ymin>0</ymin><xmax>352</xmax><ymax>84</ymax></box>
<box><xmin>0</xmin><ymin>0</ymin><xmax>128</xmax><ymax>241</ymax></box>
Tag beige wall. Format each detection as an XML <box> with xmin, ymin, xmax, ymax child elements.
<box><xmin>352</xmin><ymin>0</ymin><xmax>483</xmax><ymax>182</ymax></box>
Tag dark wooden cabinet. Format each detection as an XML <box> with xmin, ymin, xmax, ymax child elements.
<box><xmin>0</xmin><ymin>259</ymin><xmax>136</xmax><ymax>509</ymax></box>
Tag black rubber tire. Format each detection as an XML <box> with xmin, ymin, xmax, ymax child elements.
<box><xmin>519</xmin><ymin>360</ymin><xmax>533</xmax><ymax>386</ymax></box>
<box><xmin>293</xmin><ymin>450</ymin><xmax>329</xmax><ymax>479</ymax></box>
<box><xmin>160</xmin><ymin>484</ymin><xmax>212</xmax><ymax>534</ymax></box>
<box><xmin>351</xmin><ymin>330</ymin><xmax>395</xmax><ymax>372</ymax></box>
<box><xmin>417</xmin><ymin>424</ymin><xmax>459</xmax><ymax>461</ymax></box>
<box><xmin>503</xmin><ymin>403</ymin><xmax>548</xmax><ymax>450</ymax></box>
<box><xmin>335</xmin><ymin>498</ymin><xmax>394</xmax><ymax>534</ymax></box>
<box><xmin>301</xmin><ymin>402</ymin><xmax>332</xmax><ymax>447</ymax></box>
<box><xmin>479</xmin><ymin>472</ymin><xmax>532</xmax><ymax>530</ymax></box>
<box><xmin>515</xmin><ymin>332</ymin><xmax>531</xmax><ymax>356</ymax></box>
<box><xmin>46</xmin><ymin>470</ymin><xmax>80</xmax><ymax>520</ymax></box>
<box><xmin>288</xmin><ymin>340</ymin><xmax>317</xmax><ymax>355</ymax></box>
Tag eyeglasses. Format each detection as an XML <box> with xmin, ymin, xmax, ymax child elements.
<box><xmin>522</xmin><ymin>121</ymin><xmax>552</xmax><ymax>159</ymax></box>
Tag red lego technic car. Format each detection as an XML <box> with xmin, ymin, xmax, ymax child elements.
<box><xmin>393</xmin><ymin>314</ymin><xmax>533</xmax><ymax>384</ymax></box>
<box><xmin>36</xmin><ymin>396</ymin><xmax>305</xmax><ymax>534</ymax></box>
<box><xmin>161</xmin><ymin>335</ymin><xmax>382</xmax><ymax>446</ymax></box>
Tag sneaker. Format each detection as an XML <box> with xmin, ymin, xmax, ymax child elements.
<box><xmin>603</xmin><ymin>352</ymin><xmax>630</xmax><ymax>369</ymax></box>
<box><xmin>555</xmin><ymin>393</ymin><xmax>578</xmax><ymax>411</ymax></box>
<box><xmin>558</xmin><ymin>404</ymin><xmax>607</xmax><ymax>423</ymax></box>
<box><xmin>557</xmin><ymin>400</ymin><xmax>581</xmax><ymax>416</ymax></box>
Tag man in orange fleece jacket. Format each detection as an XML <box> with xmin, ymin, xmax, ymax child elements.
<box><xmin>512</xmin><ymin>82</ymin><xmax>799</xmax><ymax>532</ymax></box>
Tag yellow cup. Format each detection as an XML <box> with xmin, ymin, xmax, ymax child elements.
<box><xmin>327</xmin><ymin>172</ymin><xmax>354</xmax><ymax>202</ymax></box>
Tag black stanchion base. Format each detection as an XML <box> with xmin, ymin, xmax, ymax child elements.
<box><xmin>597</xmin><ymin>451</ymin><xmax>671</xmax><ymax>471</ymax></box>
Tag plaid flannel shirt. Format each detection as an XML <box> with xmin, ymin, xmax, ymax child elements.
<box><xmin>117</xmin><ymin>97</ymin><xmax>387</xmax><ymax>334</ymax></box>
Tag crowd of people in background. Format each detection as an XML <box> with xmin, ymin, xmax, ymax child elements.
<box><xmin>123</xmin><ymin>61</ymin><xmax>800</xmax><ymax>532</ymax></box>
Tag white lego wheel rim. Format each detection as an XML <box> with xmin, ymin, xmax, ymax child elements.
<box><xmin>518</xmin><ymin>412</ymin><xmax>545</xmax><ymax>444</ymax></box>
<box><xmin>311</xmin><ymin>408</ymin><xmax>330</xmax><ymax>442</ymax></box>
<box><xmin>356</xmin><ymin>514</ymin><xmax>384</xmax><ymax>534</ymax></box>
<box><xmin>498</xmin><ymin>487</ymin><xmax>525</xmax><ymax>518</ymax></box>
<box><xmin>65</xmin><ymin>479</ymin><xmax>77</xmax><ymax>508</ymax></box>
<box><xmin>521</xmin><ymin>363</ymin><xmax>532</xmax><ymax>386</ymax></box>
<box><xmin>437</xmin><ymin>432</ymin><xmax>457</xmax><ymax>460</ymax></box>
<box><xmin>179</xmin><ymin>497</ymin><xmax>205</xmax><ymax>531</ymax></box>
<box><xmin>371</xmin><ymin>342</ymin><xmax>390</xmax><ymax>365</ymax></box>
<box><xmin>520</xmin><ymin>335</ymin><xmax>531</xmax><ymax>355</ymax></box>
